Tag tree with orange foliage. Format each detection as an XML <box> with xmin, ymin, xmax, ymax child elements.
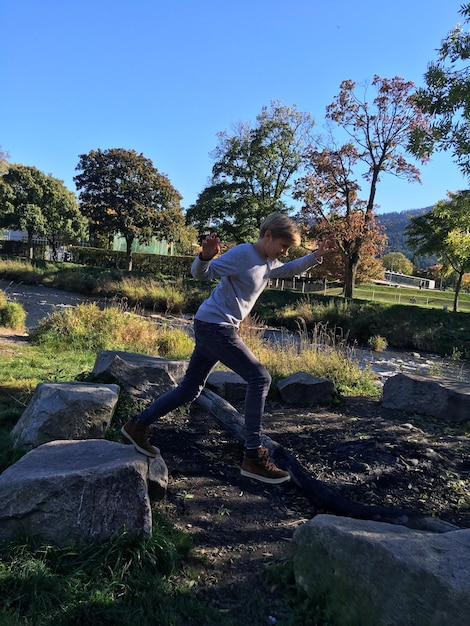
<box><xmin>294</xmin><ymin>76</ymin><xmax>432</xmax><ymax>298</ymax></box>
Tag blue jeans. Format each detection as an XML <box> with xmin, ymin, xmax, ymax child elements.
<box><xmin>136</xmin><ymin>319</ymin><xmax>271</xmax><ymax>448</ymax></box>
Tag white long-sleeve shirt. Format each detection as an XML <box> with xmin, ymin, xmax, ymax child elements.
<box><xmin>191</xmin><ymin>242</ymin><xmax>320</xmax><ymax>328</ymax></box>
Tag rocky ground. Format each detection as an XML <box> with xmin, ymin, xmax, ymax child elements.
<box><xmin>152</xmin><ymin>394</ymin><xmax>470</xmax><ymax>624</ymax></box>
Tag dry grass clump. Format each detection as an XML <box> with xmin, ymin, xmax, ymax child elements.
<box><xmin>104</xmin><ymin>277</ymin><xmax>185</xmax><ymax>313</ymax></box>
<box><xmin>30</xmin><ymin>302</ymin><xmax>194</xmax><ymax>357</ymax></box>
<box><xmin>367</xmin><ymin>334</ymin><xmax>388</xmax><ymax>352</ymax></box>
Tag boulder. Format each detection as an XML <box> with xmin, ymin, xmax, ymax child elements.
<box><xmin>92</xmin><ymin>351</ymin><xmax>186</xmax><ymax>402</ymax></box>
<box><xmin>292</xmin><ymin>514</ymin><xmax>470</xmax><ymax>626</ymax></box>
<box><xmin>206</xmin><ymin>371</ymin><xmax>247</xmax><ymax>404</ymax></box>
<box><xmin>93</xmin><ymin>350</ymin><xmax>189</xmax><ymax>382</ymax></box>
<box><xmin>11</xmin><ymin>382</ymin><xmax>120</xmax><ymax>449</ymax></box>
<box><xmin>94</xmin><ymin>350</ymin><xmax>188</xmax><ymax>382</ymax></box>
<box><xmin>277</xmin><ymin>371</ymin><xmax>336</xmax><ymax>406</ymax></box>
<box><xmin>382</xmin><ymin>373</ymin><xmax>470</xmax><ymax>422</ymax></box>
<box><xmin>148</xmin><ymin>452</ymin><xmax>169</xmax><ymax>501</ymax></box>
<box><xmin>0</xmin><ymin>439</ymin><xmax>167</xmax><ymax>546</ymax></box>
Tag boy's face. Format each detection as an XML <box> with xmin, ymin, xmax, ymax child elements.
<box><xmin>264</xmin><ymin>231</ymin><xmax>292</xmax><ymax>260</ymax></box>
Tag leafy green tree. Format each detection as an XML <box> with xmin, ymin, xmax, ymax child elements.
<box><xmin>381</xmin><ymin>252</ymin><xmax>413</xmax><ymax>275</ymax></box>
<box><xmin>406</xmin><ymin>191</ymin><xmax>470</xmax><ymax>311</ymax></box>
<box><xmin>172</xmin><ymin>222</ymin><xmax>199</xmax><ymax>256</ymax></box>
<box><xmin>410</xmin><ymin>3</ymin><xmax>470</xmax><ymax>177</ymax></box>
<box><xmin>74</xmin><ymin>148</ymin><xmax>184</xmax><ymax>270</ymax></box>
<box><xmin>294</xmin><ymin>76</ymin><xmax>432</xmax><ymax>298</ymax></box>
<box><xmin>42</xmin><ymin>175</ymin><xmax>88</xmax><ymax>259</ymax></box>
<box><xmin>0</xmin><ymin>164</ymin><xmax>85</xmax><ymax>259</ymax></box>
<box><xmin>186</xmin><ymin>101</ymin><xmax>314</xmax><ymax>242</ymax></box>
<box><xmin>0</xmin><ymin>146</ymin><xmax>9</xmax><ymax>175</ymax></box>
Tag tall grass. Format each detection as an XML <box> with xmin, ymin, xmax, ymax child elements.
<box><xmin>30</xmin><ymin>304</ymin><xmax>377</xmax><ymax>397</ymax></box>
<box><xmin>100</xmin><ymin>276</ymin><xmax>186</xmax><ymax>313</ymax></box>
<box><xmin>0</xmin><ymin>259</ymin><xmax>186</xmax><ymax>314</ymax></box>
<box><xmin>2</xmin><ymin>258</ymin><xmax>469</xmax><ymax>356</ymax></box>
<box><xmin>30</xmin><ymin>303</ymin><xmax>194</xmax><ymax>358</ymax></box>
<box><xmin>240</xmin><ymin>316</ymin><xmax>379</xmax><ymax>397</ymax></box>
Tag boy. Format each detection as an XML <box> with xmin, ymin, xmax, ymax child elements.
<box><xmin>122</xmin><ymin>213</ymin><xmax>334</xmax><ymax>484</ymax></box>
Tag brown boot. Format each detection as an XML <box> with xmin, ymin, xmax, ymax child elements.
<box><xmin>241</xmin><ymin>446</ymin><xmax>290</xmax><ymax>484</ymax></box>
<box><xmin>121</xmin><ymin>420</ymin><xmax>157</xmax><ymax>458</ymax></box>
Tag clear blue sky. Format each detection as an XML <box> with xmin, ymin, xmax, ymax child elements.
<box><xmin>1</xmin><ymin>0</ymin><xmax>468</xmax><ymax>214</ymax></box>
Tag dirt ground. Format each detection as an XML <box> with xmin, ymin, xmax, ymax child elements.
<box><xmin>153</xmin><ymin>394</ymin><xmax>470</xmax><ymax>622</ymax></box>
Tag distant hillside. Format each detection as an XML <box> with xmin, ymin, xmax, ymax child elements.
<box><xmin>377</xmin><ymin>207</ymin><xmax>436</xmax><ymax>267</ymax></box>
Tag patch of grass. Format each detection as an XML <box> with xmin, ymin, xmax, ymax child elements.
<box><xmin>106</xmin><ymin>276</ymin><xmax>186</xmax><ymax>313</ymax></box>
<box><xmin>0</xmin><ymin>340</ymin><xmax>95</xmax><ymax>392</ymax></box>
<box><xmin>0</xmin><ymin>339</ymin><xmax>97</xmax><ymax>470</ymax></box>
<box><xmin>0</xmin><ymin>514</ymin><xmax>217</xmax><ymax>626</ymax></box>
<box><xmin>0</xmin><ymin>301</ymin><xmax>26</xmax><ymax>330</ymax></box>
<box><xmin>0</xmin><ymin>258</ymin><xmax>45</xmax><ymax>284</ymax></box>
<box><xmin>263</xmin><ymin>561</ymin><xmax>334</xmax><ymax>626</ymax></box>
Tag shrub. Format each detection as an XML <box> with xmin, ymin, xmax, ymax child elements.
<box><xmin>367</xmin><ymin>334</ymin><xmax>388</xmax><ymax>352</ymax></box>
<box><xmin>0</xmin><ymin>302</ymin><xmax>26</xmax><ymax>330</ymax></box>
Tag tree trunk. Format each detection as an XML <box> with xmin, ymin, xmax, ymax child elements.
<box><xmin>453</xmin><ymin>270</ymin><xmax>464</xmax><ymax>312</ymax></box>
<box><xmin>27</xmin><ymin>231</ymin><xmax>34</xmax><ymax>260</ymax></box>
<box><xmin>125</xmin><ymin>238</ymin><xmax>134</xmax><ymax>272</ymax></box>
<box><xmin>196</xmin><ymin>388</ymin><xmax>458</xmax><ymax>533</ymax></box>
<box><xmin>343</xmin><ymin>255</ymin><xmax>358</xmax><ymax>298</ymax></box>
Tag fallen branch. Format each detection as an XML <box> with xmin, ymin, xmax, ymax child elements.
<box><xmin>196</xmin><ymin>388</ymin><xmax>459</xmax><ymax>533</ymax></box>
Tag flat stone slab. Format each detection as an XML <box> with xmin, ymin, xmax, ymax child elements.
<box><xmin>93</xmin><ymin>350</ymin><xmax>188</xmax><ymax>383</ymax></box>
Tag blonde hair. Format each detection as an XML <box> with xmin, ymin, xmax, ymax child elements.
<box><xmin>259</xmin><ymin>213</ymin><xmax>301</xmax><ymax>246</ymax></box>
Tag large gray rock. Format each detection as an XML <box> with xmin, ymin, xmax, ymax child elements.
<box><xmin>11</xmin><ymin>382</ymin><xmax>120</xmax><ymax>449</ymax></box>
<box><xmin>93</xmin><ymin>350</ymin><xmax>188</xmax><ymax>379</ymax></box>
<box><xmin>0</xmin><ymin>439</ymin><xmax>164</xmax><ymax>546</ymax></box>
<box><xmin>277</xmin><ymin>371</ymin><xmax>337</xmax><ymax>406</ymax></box>
<box><xmin>92</xmin><ymin>351</ymin><xmax>187</xmax><ymax>402</ymax></box>
<box><xmin>292</xmin><ymin>515</ymin><xmax>470</xmax><ymax>626</ymax></box>
<box><xmin>382</xmin><ymin>373</ymin><xmax>470</xmax><ymax>422</ymax></box>
<box><xmin>94</xmin><ymin>350</ymin><xmax>188</xmax><ymax>383</ymax></box>
<box><xmin>206</xmin><ymin>371</ymin><xmax>247</xmax><ymax>404</ymax></box>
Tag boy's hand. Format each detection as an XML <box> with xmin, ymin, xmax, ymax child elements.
<box><xmin>316</xmin><ymin>236</ymin><xmax>335</xmax><ymax>260</ymax></box>
<box><xmin>200</xmin><ymin>233</ymin><xmax>221</xmax><ymax>261</ymax></box>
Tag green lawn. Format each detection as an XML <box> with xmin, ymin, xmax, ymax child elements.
<box><xmin>318</xmin><ymin>283</ymin><xmax>470</xmax><ymax>312</ymax></box>
<box><xmin>354</xmin><ymin>284</ymin><xmax>470</xmax><ymax>312</ymax></box>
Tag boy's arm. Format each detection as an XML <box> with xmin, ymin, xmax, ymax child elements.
<box><xmin>270</xmin><ymin>236</ymin><xmax>336</xmax><ymax>278</ymax></box>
